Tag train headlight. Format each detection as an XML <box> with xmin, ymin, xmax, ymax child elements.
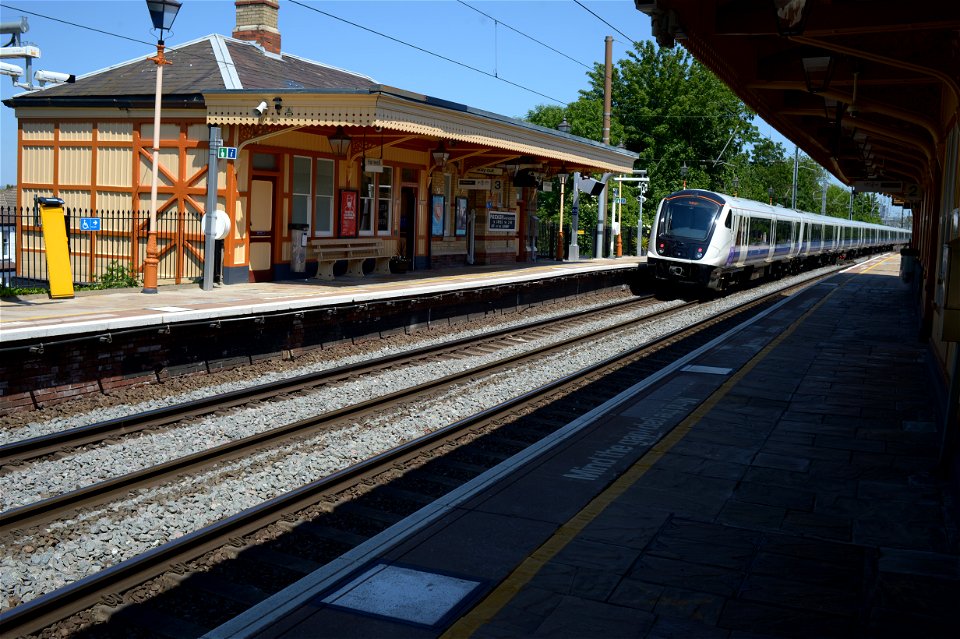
<box><xmin>695</xmin><ymin>246</ymin><xmax>704</xmax><ymax>259</ymax></box>
<box><xmin>657</xmin><ymin>242</ymin><xmax>665</xmax><ymax>254</ymax></box>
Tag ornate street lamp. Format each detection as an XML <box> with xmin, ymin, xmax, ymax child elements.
<box><xmin>328</xmin><ymin>126</ymin><xmax>352</xmax><ymax>158</ymax></box>
<box><xmin>680</xmin><ymin>162</ymin><xmax>688</xmax><ymax>189</ymax></box>
<box><xmin>556</xmin><ymin>169</ymin><xmax>568</xmax><ymax>261</ymax></box>
<box><xmin>142</xmin><ymin>0</ymin><xmax>181</xmax><ymax>293</ymax></box>
<box><xmin>732</xmin><ymin>175</ymin><xmax>740</xmax><ymax>197</ymax></box>
<box><xmin>432</xmin><ymin>141</ymin><xmax>450</xmax><ymax>168</ymax></box>
<box><xmin>768</xmin><ymin>186</ymin><xmax>775</xmax><ymax>205</ymax></box>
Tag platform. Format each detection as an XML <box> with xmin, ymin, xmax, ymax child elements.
<box><xmin>207</xmin><ymin>254</ymin><xmax>959</xmax><ymax>639</ymax></box>
<box><xmin>0</xmin><ymin>258</ymin><xmax>643</xmax><ymax>343</ymax></box>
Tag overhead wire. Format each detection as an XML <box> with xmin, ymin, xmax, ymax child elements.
<box><xmin>1</xmin><ymin>0</ymin><xmax>746</xmax><ymax>122</ymax></box>
<box><xmin>456</xmin><ymin>0</ymin><xmax>592</xmax><ymax>70</ymax></box>
<box><xmin>287</xmin><ymin>0</ymin><xmax>567</xmax><ymax>105</ymax></box>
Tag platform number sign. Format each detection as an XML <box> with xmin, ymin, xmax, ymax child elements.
<box><xmin>79</xmin><ymin>217</ymin><xmax>101</xmax><ymax>232</ymax></box>
<box><xmin>217</xmin><ymin>146</ymin><xmax>238</xmax><ymax>160</ymax></box>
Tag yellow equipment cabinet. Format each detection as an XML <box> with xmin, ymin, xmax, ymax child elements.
<box><xmin>37</xmin><ymin>197</ymin><xmax>74</xmax><ymax>299</ymax></box>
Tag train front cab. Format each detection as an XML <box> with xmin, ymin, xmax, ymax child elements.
<box><xmin>647</xmin><ymin>190</ymin><xmax>729</xmax><ymax>289</ymax></box>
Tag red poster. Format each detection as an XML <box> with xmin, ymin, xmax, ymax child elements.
<box><xmin>339</xmin><ymin>190</ymin><xmax>358</xmax><ymax>237</ymax></box>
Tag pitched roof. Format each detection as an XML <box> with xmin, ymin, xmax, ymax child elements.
<box><xmin>3</xmin><ymin>35</ymin><xmax>377</xmax><ymax>106</ymax></box>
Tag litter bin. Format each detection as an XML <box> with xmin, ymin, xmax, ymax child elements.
<box><xmin>290</xmin><ymin>223</ymin><xmax>308</xmax><ymax>273</ymax></box>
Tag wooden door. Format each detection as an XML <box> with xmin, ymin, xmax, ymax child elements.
<box><xmin>249</xmin><ymin>178</ymin><xmax>275</xmax><ymax>281</ymax></box>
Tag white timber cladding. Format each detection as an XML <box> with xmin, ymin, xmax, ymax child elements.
<box><xmin>204</xmin><ymin>93</ymin><xmax>634</xmax><ymax>174</ymax></box>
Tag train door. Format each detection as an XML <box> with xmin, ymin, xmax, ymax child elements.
<box><xmin>730</xmin><ymin>212</ymin><xmax>745</xmax><ymax>264</ymax></box>
<box><xmin>249</xmin><ymin>176</ymin><xmax>277</xmax><ymax>282</ymax></box>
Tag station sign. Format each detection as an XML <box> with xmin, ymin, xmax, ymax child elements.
<box><xmin>79</xmin><ymin>217</ymin><xmax>101</xmax><ymax>231</ymax></box>
<box><xmin>364</xmin><ymin>158</ymin><xmax>384</xmax><ymax>173</ymax></box>
<box><xmin>853</xmin><ymin>180</ymin><xmax>902</xmax><ymax>193</ymax></box>
<box><xmin>217</xmin><ymin>146</ymin><xmax>238</xmax><ymax>160</ymax></box>
<box><xmin>473</xmin><ymin>167</ymin><xmax>503</xmax><ymax>175</ymax></box>
<box><xmin>459</xmin><ymin>178</ymin><xmax>491</xmax><ymax>190</ymax></box>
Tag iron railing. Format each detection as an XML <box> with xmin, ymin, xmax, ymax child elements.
<box><xmin>1</xmin><ymin>205</ymin><xmax>204</xmax><ymax>289</ymax></box>
<box><xmin>535</xmin><ymin>222</ymin><xmax>640</xmax><ymax>260</ymax></box>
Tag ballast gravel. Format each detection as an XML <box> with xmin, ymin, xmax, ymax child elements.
<box><xmin>0</xmin><ymin>263</ymin><xmax>847</xmax><ymax>610</ymax></box>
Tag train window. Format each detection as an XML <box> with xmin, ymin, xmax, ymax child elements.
<box><xmin>825</xmin><ymin>225</ymin><xmax>835</xmax><ymax>242</ymax></box>
<box><xmin>775</xmin><ymin>220</ymin><xmax>792</xmax><ymax>243</ymax></box>
<box><xmin>811</xmin><ymin>224</ymin><xmax>822</xmax><ymax>242</ymax></box>
<box><xmin>659</xmin><ymin>195</ymin><xmax>722</xmax><ymax>240</ymax></box>
<box><xmin>748</xmin><ymin>218</ymin><xmax>771</xmax><ymax>245</ymax></box>
<box><xmin>724</xmin><ymin>211</ymin><xmax>732</xmax><ymax>228</ymax></box>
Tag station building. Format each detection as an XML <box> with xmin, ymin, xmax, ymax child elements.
<box><xmin>3</xmin><ymin>0</ymin><xmax>636</xmax><ymax>284</ymax></box>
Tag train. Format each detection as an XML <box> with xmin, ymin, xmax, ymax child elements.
<box><xmin>646</xmin><ymin>189</ymin><xmax>911</xmax><ymax>291</ymax></box>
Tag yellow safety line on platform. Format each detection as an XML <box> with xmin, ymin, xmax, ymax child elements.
<box><xmin>441</xmin><ymin>281</ymin><xmax>843</xmax><ymax>639</ymax></box>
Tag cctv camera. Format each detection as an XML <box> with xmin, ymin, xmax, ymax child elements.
<box><xmin>34</xmin><ymin>70</ymin><xmax>75</xmax><ymax>85</ymax></box>
<box><xmin>254</xmin><ymin>101</ymin><xmax>268</xmax><ymax>117</ymax></box>
<box><xmin>0</xmin><ymin>61</ymin><xmax>23</xmax><ymax>78</ymax></box>
<box><xmin>0</xmin><ymin>16</ymin><xmax>29</xmax><ymax>36</ymax></box>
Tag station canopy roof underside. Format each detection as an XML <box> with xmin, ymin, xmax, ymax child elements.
<box><xmin>636</xmin><ymin>0</ymin><xmax>960</xmax><ymax>202</ymax></box>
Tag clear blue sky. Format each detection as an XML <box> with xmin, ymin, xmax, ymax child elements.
<box><xmin>0</xmin><ymin>0</ymin><xmax>792</xmax><ymax>189</ymax></box>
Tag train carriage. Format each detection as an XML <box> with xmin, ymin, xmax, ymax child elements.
<box><xmin>647</xmin><ymin>189</ymin><xmax>911</xmax><ymax>291</ymax></box>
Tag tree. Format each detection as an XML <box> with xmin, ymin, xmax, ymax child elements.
<box><xmin>528</xmin><ymin>40</ymin><xmax>760</xmax><ymax>240</ymax></box>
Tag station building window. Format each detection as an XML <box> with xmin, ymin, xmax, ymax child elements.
<box><xmin>253</xmin><ymin>152</ymin><xmax>277</xmax><ymax>171</ymax></box>
<box><xmin>315</xmin><ymin>158</ymin><xmax>334</xmax><ymax>236</ymax></box>
<box><xmin>291</xmin><ymin>156</ymin><xmax>334</xmax><ymax>237</ymax></box>
<box><xmin>292</xmin><ymin>155</ymin><xmax>312</xmax><ymax>229</ymax></box>
<box><xmin>361</xmin><ymin>166</ymin><xmax>393</xmax><ymax>235</ymax></box>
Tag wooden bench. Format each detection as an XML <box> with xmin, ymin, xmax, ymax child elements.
<box><xmin>309</xmin><ymin>238</ymin><xmax>391</xmax><ymax>280</ymax></box>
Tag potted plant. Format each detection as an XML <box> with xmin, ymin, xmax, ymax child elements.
<box><xmin>389</xmin><ymin>253</ymin><xmax>410</xmax><ymax>273</ymax></box>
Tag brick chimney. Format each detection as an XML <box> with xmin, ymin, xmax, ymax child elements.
<box><xmin>233</xmin><ymin>0</ymin><xmax>281</xmax><ymax>54</ymax></box>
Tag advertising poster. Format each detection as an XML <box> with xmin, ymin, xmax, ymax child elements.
<box><xmin>455</xmin><ymin>196</ymin><xmax>468</xmax><ymax>236</ymax></box>
<box><xmin>339</xmin><ymin>190</ymin><xmax>358</xmax><ymax>237</ymax></box>
<box><xmin>432</xmin><ymin>194</ymin><xmax>445</xmax><ymax>237</ymax></box>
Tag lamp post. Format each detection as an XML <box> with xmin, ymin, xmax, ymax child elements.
<box><xmin>142</xmin><ymin>0</ymin><xmax>181</xmax><ymax>294</ymax></box>
<box><xmin>680</xmin><ymin>162</ymin><xmax>688</xmax><ymax>189</ymax></box>
<box><xmin>556</xmin><ymin>171</ymin><xmax>567</xmax><ymax>260</ymax></box>
<box><xmin>569</xmin><ymin>173</ymin><xmax>581</xmax><ymax>261</ymax></box>
<box><xmin>768</xmin><ymin>186</ymin><xmax>775</xmax><ymax>205</ymax></box>
<box><xmin>732</xmin><ymin>175</ymin><xmax>739</xmax><ymax>197</ymax></box>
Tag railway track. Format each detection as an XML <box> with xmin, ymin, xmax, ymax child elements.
<box><xmin>0</xmin><ymin>295</ymin><xmax>660</xmax><ymax>465</ymax></box>
<box><xmin>0</xmin><ymin>269</ymin><xmax>842</xmax><ymax>638</ymax></box>
<box><xmin>0</xmin><ymin>294</ymin><xmax>688</xmax><ymax>535</ymax></box>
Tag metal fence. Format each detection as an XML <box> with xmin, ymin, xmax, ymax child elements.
<box><xmin>2</xmin><ymin>204</ymin><xmax>205</xmax><ymax>289</ymax></box>
<box><xmin>535</xmin><ymin>222</ymin><xmax>641</xmax><ymax>260</ymax></box>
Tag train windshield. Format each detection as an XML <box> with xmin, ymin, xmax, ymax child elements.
<box><xmin>658</xmin><ymin>195</ymin><xmax>723</xmax><ymax>240</ymax></box>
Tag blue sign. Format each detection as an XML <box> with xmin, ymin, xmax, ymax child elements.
<box><xmin>79</xmin><ymin>217</ymin><xmax>101</xmax><ymax>232</ymax></box>
<box><xmin>217</xmin><ymin>146</ymin><xmax>238</xmax><ymax>160</ymax></box>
